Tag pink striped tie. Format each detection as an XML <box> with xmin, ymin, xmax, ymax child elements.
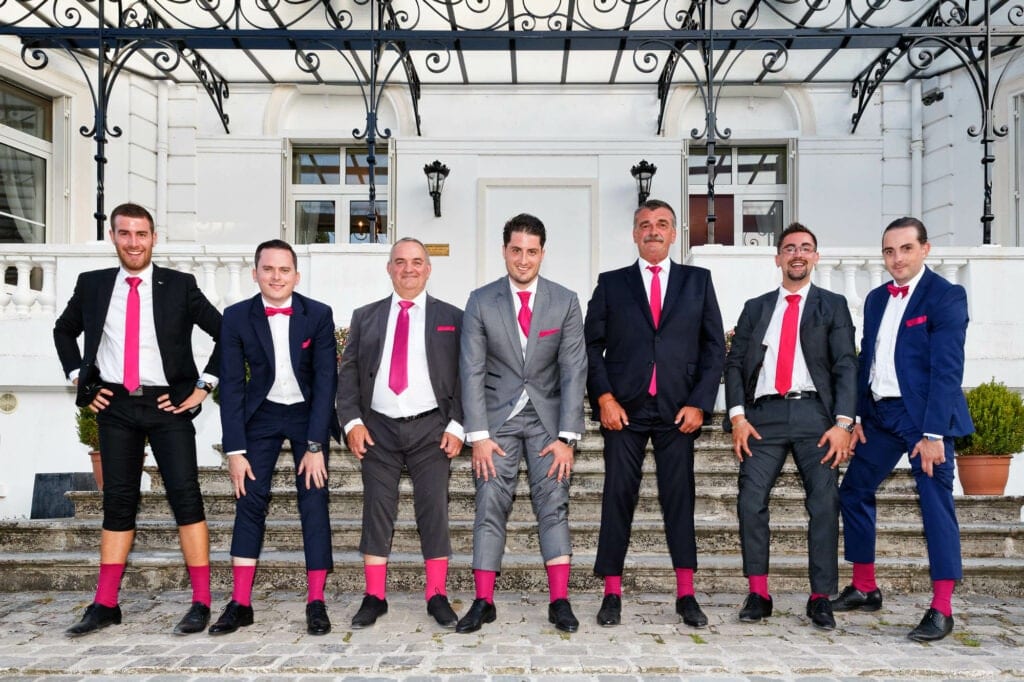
<box><xmin>388</xmin><ymin>300</ymin><xmax>414</xmax><ymax>395</ymax></box>
<box><xmin>647</xmin><ymin>265</ymin><xmax>661</xmax><ymax>395</ymax></box>
<box><xmin>517</xmin><ymin>291</ymin><xmax>532</xmax><ymax>337</ymax></box>
<box><xmin>123</xmin><ymin>276</ymin><xmax>142</xmax><ymax>393</ymax></box>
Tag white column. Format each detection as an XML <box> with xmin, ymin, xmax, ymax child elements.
<box><xmin>223</xmin><ymin>258</ymin><xmax>245</xmax><ymax>306</ymax></box>
<box><xmin>937</xmin><ymin>259</ymin><xmax>966</xmax><ymax>285</ymax></box>
<box><xmin>839</xmin><ymin>260</ymin><xmax>865</xmax><ymax>313</ymax></box>
<box><xmin>195</xmin><ymin>257</ymin><xmax>221</xmax><ymax>308</ymax></box>
<box><xmin>866</xmin><ymin>262</ymin><xmax>887</xmax><ymax>290</ymax></box>
<box><xmin>37</xmin><ymin>258</ymin><xmax>56</xmax><ymax>315</ymax></box>
<box><xmin>816</xmin><ymin>258</ymin><xmax>838</xmax><ymax>293</ymax></box>
<box><xmin>11</xmin><ymin>260</ymin><xmax>35</xmax><ymax>317</ymax></box>
<box><xmin>0</xmin><ymin>258</ymin><xmax>10</xmax><ymax>315</ymax></box>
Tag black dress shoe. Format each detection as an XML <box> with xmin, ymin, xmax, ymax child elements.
<box><xmin>173</xmin><ymin>601</ymin><xmax>210</xmax><ymax>635</ymax></box>
<box><xmin>907</xmin><ymin>607</ymin><xmax>954</xmax><ymax>642</ymax></box>
<box><xmin>806</xmin><ymin>596</ymin><xmax>836</xmax><ymax>630</ymax></box>
<box><xmin>350</xmin><ymin>594</ymin><xmax>388</xmax><ymax>629</ymax></box>
<box><xmin>738</xmin><ymin>593</ymin><xmax>774</xmax><ymax>623</ymax></box>
<box><xmin>831</xmin><ymin>584</ymin><xmax>883</xmax><ymax>612</ymax></box>
<box><xmin>208</xmin><ymin>600</ymin><xmax>254</xmax><ymax>635</ymax></box>
<box><xmin>676</xmin><ymin>595</ymin><xmax>708</xmax><ymax>628</ymax></box>
<box><xmin>66</xmin><ymin>602</ymin><xmax>122</xmax><ymax>638</ymax></box>
<box><xmin>547</xmin><ymin>598</ymin><xmax>579</xmax><ymax>633</ymax></box>
<box><xmin>426</xmin><ymin>594</ymin><xmax>458</xmax><ymax>628</ymax></box>
<box><xmin>455</xmin><ymin>598</ymin><xmax>496</xmax><ymax>634</ymax></box>
<box><xmin>306</xmin><ymin>600</ymin><xmax>331</xmax><ymax>635</ymax></box>
<box><xmin>596</xmin><ymin>594</ymin><xmax>621</xmax><ymax>627</ymax></box>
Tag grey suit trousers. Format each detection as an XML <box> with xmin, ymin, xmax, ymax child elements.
<box><xmin>472</xmin><ymin>402</ymin><xmax>572</xmax><ymax>571</ymax></box>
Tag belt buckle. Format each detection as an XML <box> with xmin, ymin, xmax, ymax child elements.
<box><xmin>784</xmin><ymin>391</ymin><xmax>803</xmax><ymax>400</ymax></box>
<box><xmin>128</xmin><ymin>386</ymin><xmax>144</xmax><ymax>397</ymax></box>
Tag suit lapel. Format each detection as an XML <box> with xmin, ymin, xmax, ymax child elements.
<box><xmin>496</xmin><ymin>282</ymin><xmax>524</xmax><ymax>366</ymax></box>
<box><xmin>151</xmin><ymin>265</ymin><xmax>171</xmax><ymax>363</ymax></box>
<box><xmin>88</xmin><ymin>270</ymin><xmax>118</xmax><ymax>359</ymax></box>
<box><xmin>288</xmin><ymin>294</ymin><xmax>307</xmax><ymax>375</ymax></box>
<box><xmin>523</xmin><ymin>279</ymin><xmax>547</xmax><ymax>367</ymax></box>
<box><xmin>424</xmin><ymin>296</ymin><xmax>440</xmax><ymax>390</ymax></box>
<box><xmin>249</xmin><ymin>294</ymin><xmax>276</xmax><ymax>371</ymax></box>
<box><xmin>751</xmin><ymin>293</ymin><xmax>775</xmax><ymax>350</ymax></box>
<box><xmin>626</xmin><ymin>263</ymin><xmax>656</xmax><ymax>329</ymax></box>
<box><xmin>800</xmin><ymin>285</ymin><xmax>821</xmax><ymax>336</ymax></box>
<box><xmin>659</xmin><ymin>262</ymin><xmax>685</xmax><ymax>327</ymax></box>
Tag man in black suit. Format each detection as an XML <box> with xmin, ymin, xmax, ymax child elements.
<box><xmin>207</xmin><ymin>239</ymin><xmax>338</xmax><ymax>636</ymax></box>
<box><xmin>337</xmin><ymin>237</ymin><xmax>464</xmax><ymax>629</ymax></box>
<box><xmin>53</xmin><ymin>202</ymin><xmax>221</xmax><ymax>637</ymax></box>
<box><xmin>723</xmin><ymin>223</ymin><xmax>857</xmax><ymax>630</ymax></box>
<box><xmin>585</xmin><ymin>199</ymin><xmax>725</xmax><ymax>628</ymax></box>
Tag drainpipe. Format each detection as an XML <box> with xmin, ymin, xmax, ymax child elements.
<box><xmin>156</xmin><ymin>82</ymin><xmax>168</xmax><ymax>232</ymax></box>
<box><xmin>909</xmin><ymin>80</ymin><xmax>923</xmax><ymax>218</ymax></box>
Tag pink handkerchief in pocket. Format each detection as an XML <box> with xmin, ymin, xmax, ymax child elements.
<box><xmin>539</xmin><ymin>328</ymin><xmax>560</xmax><ymax>338</ymax></box>
<box><xmin>436</xmin><ymin>325</ymin><xmax>456</xmax><ymax>332</ymax></box>
<box><xmin>905</xmin><ymin>316</ymin><xmax>927</xmax><ymax>328</ymax></box>
<box><xmin>301</xmin><ymin>338</ymin><xmax>312</xmax><ymax>349</ymax></box>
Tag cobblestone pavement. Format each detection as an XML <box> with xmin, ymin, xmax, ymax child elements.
<box><xmin>0</xmin><ymin>590</ymin><xmax>1021</xmax><ymax>680</ymax></box>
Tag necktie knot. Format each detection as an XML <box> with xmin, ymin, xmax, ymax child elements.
<box><xmin>265</xmin><ymin>306</ymin><xmax>293</xmax><ymax>316</ymax></box>
<box><xmin>125</xmin><ymin>276</ymin><xmax>141</xmax><ymax>289</ymax></box>
<box><xmin>887</xmin><ymin>283</ymin><xmax>910</xmax><ymax>298</ymax></box>
<box><xmin>785</xmin><ymin>294</ymin><xmax>801</xmax><ymax>305</ymax></box>
<box><xmin>647</xmin><ymin>265</ymin><xmax>662</xmax><ymax>277</ymax></box>
<box><xmin>398</xmin><ymin>300</ymin><xmax>414</xmax><ymax>311</ymax></box>
<box><xmin>517</xmin><ymin>291</ymin><xmax>532</xmax><ymax>337</ymax></box>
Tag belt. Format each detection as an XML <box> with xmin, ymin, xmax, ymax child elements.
<box><xmin>875</xmin><ymin>396</ymin><xmax>902</xmax><ymax>403</ymax></box>
<box><xmin>754</xmin><ymin>390</ymin><xmax>818</xmax><ymax>406</ymax></box>
<box><xmin>100</xmin><ymin>382</ymin><xmax>171</xmax><ymax>398</ymax></box>
<box><xmin>391</xmin><ymin>408</ymin><xmax>439</xmax><ymax>423</ymax></box>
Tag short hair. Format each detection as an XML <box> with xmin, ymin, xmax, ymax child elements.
<box><xmin>503</xmin><ymin>213</ymin><xmax>546</xmax><ymax>247</ymax></box>
<box><xmin>109</xmin><ymin>203</ymin><xmax>154</xmax><ymax>232</ymax></box>
<box><xmin>389</xmin><ymin>237</ymin><xmax>431</xmax><ymax>264</ymax></box>
<box><xmin>633</xmin><ymin>199</ymin><xmax>677</xmax><ymax>228</ymax></box>
<box><xmin>777</xmin><ymin>222</ymin><xmax>818</xmax><ymax>253</ymax></box>
<box><xmin>884</xmin><ymin>216</ymin><xmax>928</xmax><ymax>244</ymax></box>
<box><xmin>254</xmin><ymin>239</ymin><xmax>298</xmax><ymax>269</ymax></box>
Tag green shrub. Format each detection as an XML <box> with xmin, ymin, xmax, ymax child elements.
<box><xmin>956</xmin><ymin>380</ymin><xmax>1024</xmax><ymax>456</ymax></box>
<box><xmin>76</xmin><ymin>406</ymin><xmax>100</xmax><ymax>451</ymax></box>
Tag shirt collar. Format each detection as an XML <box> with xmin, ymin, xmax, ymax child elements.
<box><xmin>638</xmin><ymin>257</ymin><xmax>672</xmax><ymax>272</ymax></box>
<box><xmin>261</xmin><ymin>295</ymin><xmax>294</xmax><ymax>310</ymax></box>
<box><xmin>777</xmin><ymin>282</ymin><xmax>811</xmax><ymax>302</ymax></box>
<box><xmin>900</xmin><ymin>266</ymin><xmax>927</xmax><ymax>298</ymax></box>
<box><xmin>118</xmin><ymin>263</ymin><xmax>153</xmax><ymax>284</ymax></box>
<box><xmin>391</xmin><ymin>290</ymin><xmax>427</xmax><ymax>309</ymax></box>
<box><xmin>508</xmin><ymin>277</ymin><xmax>538</xmax><ymax>298</ymax></box>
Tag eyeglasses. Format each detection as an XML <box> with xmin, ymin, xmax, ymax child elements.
<box><xmin>780</xmin><ymin>244</ymin><xmax>816</xmax><ymax>255</ymax></box>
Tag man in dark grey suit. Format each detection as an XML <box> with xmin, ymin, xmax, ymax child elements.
<box><xmin>724</xmin><ymin>222</ymin><xmax>857</xmax><ymax>631</ymax></box>
<box><xmin>456</xmin><ymin>213</ymin><xmax>588</xmax><ymax>634</ymax></box>
<box><xmin>337</xmin><ymin>237</ymin><xmax>464</xmax><ymax>629</ymax></box>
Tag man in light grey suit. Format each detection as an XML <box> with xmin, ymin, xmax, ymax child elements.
<box><xmin>456</xmin><ymin>213</ymin><xmax>588</xmax><ymax>634</ymax></box>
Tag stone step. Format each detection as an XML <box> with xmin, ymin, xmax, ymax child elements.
<box><xmin>1</xmin><ymin>550</ymin><xmax>1021</xmax><ymax>596</ymax></box>
<box><xmin>3</xmin><ymin>517</ymin><xmax>1022</xmax><ymax>560</ymax></box>
<box><xmin>67</xmin><ymin>488</ymin><xmax>1024</xmax><ymax>525</ymax></box>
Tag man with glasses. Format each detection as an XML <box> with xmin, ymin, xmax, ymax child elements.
<box><xmin>723</xmin><ymin>222</ymin><xmax>857</xmax><ymax>630</ymax></box>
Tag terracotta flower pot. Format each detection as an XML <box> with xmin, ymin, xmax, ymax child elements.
<box><xmin>88</xmin><ymin>450</ymin><xmax>103</xmax><ymax>491</ymax></box>
<box><xmin>957</xmin><ymin>454</ymin><xmax>1012</xmax><ymax>495</ymax></box>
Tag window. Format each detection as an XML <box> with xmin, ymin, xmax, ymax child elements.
<box><xmin>289</xmin><ymin>143</ymin><xmax>390</xmax><ymax>245</ymax></box>
<box><xmin>0</xmin><ymin>79</ymin><xmax>51</xmax><ymax>244</ymax></box>
<box><xmin>687</xmin><ymin>144</ymin><xmax>790</xmax><ymax>247</ymax></box>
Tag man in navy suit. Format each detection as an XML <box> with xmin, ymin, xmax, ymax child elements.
<box><xmin>54</xmin><ymin>202</ymin><xmax>221</xmax><ymax>637</ymax></box>
<box><xmin>833</xmin><ymin>217</ymin><xmax>973</xmax><ymax>642</ymax></box>
<box><xmin>585</xmin><ymin>199</ymin><xmax>725</xmax><ymax>628</ymax></box>
<box><xmin>208</xmin><ymin>239</ymin><xmax>338</xmax><ymax>636</ymax></box>
<box><xmin>724</xmin><ymin>223</ymin><xmax>857</xmax><ymax>630</ymax></box>
<box><xmin>337</xmin><ymin>237</ymin><xmax>464</xmax><ymax>629</ymax></box>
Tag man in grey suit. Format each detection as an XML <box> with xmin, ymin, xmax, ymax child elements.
<box><xmin>337</xmin><ymin>237</ymin><xmax>464</xmax><ymax>629</ymax></box>
<box><xmin>724</xmin><ymin>223</ymin><xmax>857</xmax><ymax>631</ymax></box>
<box><xmin>456</xmin><ymin>213</ymin><xmax>588</xmax><ymax>634</ymax></box>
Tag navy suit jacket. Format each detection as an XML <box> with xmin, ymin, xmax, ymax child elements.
<box><xmin>858</xmin><ymin>266</ymin><xmax>973</xmax><ymax>438</ymax></box>
<box><xmin>53</xmin><ymin>264</ymin><xmax>222</xmax><ymax>408</ymax></box>
<box><xmin>585</xmin><ymin>260</ymin><xmax>725</xmax><ymax>424</ymax></box>
<box><xmin>723</xmin><ymin>284</ymin><xmax>857</xmax><ymax>431</ymax></box>
<box><xmin>219</xmin><ymin>292</ymin><xmax>339</xmax><ymax>453</ymax></box>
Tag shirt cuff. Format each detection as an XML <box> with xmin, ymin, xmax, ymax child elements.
<box><xmin>835</xmin><ymin>414</ymin><xmax>853</xmax><ymax>423</ymax></box>
<box><xmin>445</xmin><ymin>421</ymin><xmax>465</xmax><ymax>442</ymax></box>
<box><xmin>68</xmin><ymin>368</ymin><xmax>80</xmax><ymax>384</ymax></box>
<box><xmin>728</xmin><ymin>406</ymin><xmax>745</xmax><ymax>419</ymax></box>
<box><xmin>343</xmin><ymin>418</ymin><xmax>364</xmax><ymax>436</ymax></box>
<box><xmin>558</xmin><ymin>430</ymin><xmax>582</xmax><ymax>441</ymax></box>
<box><xmin>199</xmin><ymin>373</ymin><xmax>218</xmax><ymax>389</ymax></box>
<box><xmin>465</xmin><ymin>430</ymin><xmax>490</xmax><ymax>444</ymax></box>
<box><xmin>225</xmin><ymin>450</ymin><xmax>246</xmax><ymax>456</ymax></box>
<box><xmin>923</xmin><ymin>432</ymin><xmax>944</xmax><ymax>441</ymax></box>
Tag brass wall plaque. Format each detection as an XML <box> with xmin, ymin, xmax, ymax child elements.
<box><xmin>425</xmin><ymin>244</ymin><xmax>450</xmax><ymax>257</ymax></box>
<box><xmin>0</xmin><ymin>393</ymin><xmax>16</xmax><ymax>414</ymax></box>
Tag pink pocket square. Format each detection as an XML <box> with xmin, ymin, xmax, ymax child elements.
<box><xmin>539</xmin><ymin>328</ymin><xmax>560</xmax><ymax>338</ymax></box>
<box><xmin>905</xmin><ymin>316</ymin><xmax>927</xmax><ymax>327</ymax></box>
<box><xmin>436</xmin><ymin>325</ymin><xmax>456</xmax><ymax>332</ymax></box>
<box><xmin>301</xmin><ymin>338</ymin><xmax>312</xmax><ymax>349</ymax></box>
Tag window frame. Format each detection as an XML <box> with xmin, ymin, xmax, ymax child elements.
<box><xmin>0</xmin><ymin>78</ymin><xmax>55</xmax><ymax>244</ymax></box>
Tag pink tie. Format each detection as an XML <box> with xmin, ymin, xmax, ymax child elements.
<box><xmin>388</xmin><ymin>300</ymin><xmax>414</xmax><ymax>395</ymax></box>
<box><xmin>775</xmin><ymin>294</ymin><xmax>801</xmax><ymax>395</ymax></box>
<box><xmin>647</xmin><ymin>265</ymin><xmax>662</xmax><ymax>395</ymax></box>
<box><xmin>123</xmin><ymin>276</ymin><xmax>142</xmax><ymax>393</ymax></box>
<box><xmin>517</xmin><ymin>291</ymin><xmax>532</xmax><ymax>337</ymax></box>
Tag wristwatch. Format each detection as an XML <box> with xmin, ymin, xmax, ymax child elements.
<box><xmin>557</xmin><ymin>437</ymin><xmax>578</xmax><ymax>449</ymax></box>
<box><xmin>195</xmin><ymin>379</ymin><xmax>213</xmax><ymax>392</ymax></box>
<box><xmin>307</xmin><ymin>441</ymin><xmax>323</xmax><ymax>453</ymax></box>
<box><xmin>925</xmin><ymin>435</ymin><xmax>944</xmax><ymax>442</ymax></box>
<box><xmin>835</xmin><ymin>421</ymin><xmax>855</xmax><ymax>433</ymax></box>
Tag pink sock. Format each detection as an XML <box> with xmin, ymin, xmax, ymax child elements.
<box><xmin>307</xmin><ymin>569</ymin><xmax>327</xmax><ymax>603</ymax></box>
<box><xmin>424</xmin><ymin>558</ymin><xmax>448</xmax><ymax>600</ymax></box>
<box><xmin>675</xmin><ymin>568</ymin><xmax>695</xmax><ymax>598</ymax></box>
<box><xmin>187</xmin><ymin>565</ymin><xmax>211</xmax><ymax>606</ymax></box>
<box><xmin>547</xmin><ymin>563</ymin><xmax>570</xmax><ymax>602</ymax></box>
<box><xmin>94</xmin><ymin>563</ymin><xmax>125</xmax><ymax>607</ymax></box>
<box><xmin>474</xmin><ymin>569</ymin><xmax>497</xmax><ymax>604</ymax></box>
<box><xmin>231</xmin><ymin>565</ymin><xmax>256</xmax><ymax>607</ymax></box>
<box><xmin>364</xmin><ymin>563</ymin><xmax>387</xmax><ymax>599</ymax></box>
<box><xmin>810</xmin><ymin>593</ymin><xmax>830</xmax><ymax>601</ymax></box>
<box><xmin>748</xmin><ymin>575</ymin><xmax>769</xmax><ymax>599</ymax></box>
<box><xmin>604</xmin><ymin>575</ymin><xmax>622</xmax><ymax>597</ymax></box>
<box><xmin>931</xmin><ymin>579</ymin><xmax>955</xmax><ymax>617</ymax></box>
<box><xmin>852</xmin><ymin>562</ymin><xmax>877</xmax><ymax>592</ymax></box>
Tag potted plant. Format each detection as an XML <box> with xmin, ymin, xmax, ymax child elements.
<box><xmin>955</xmin><ymin>379</ymin><xmax>1024</xmax><ymax>495</ymax></box>
<box><xmin>76</xmin><ymin>406</ymin><xmax>102</xmax><ymax>490</ymax></box>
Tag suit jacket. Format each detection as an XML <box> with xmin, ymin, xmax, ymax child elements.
<box><xmin>722</xmin><ymin>284</ymin><xmax>857</xmax><ymax>431</ymax></box>
<box><xmin>53</xmin><ymin>264</ymin><xmax>222</xmax><ymax>408</ymax></box>
<box><xmin>460</xmin><ymin>276</ymin><xmax>587</xmax><ymax>439</ymax></box>
<box><xmin>857</xmin><ymin>266</ymin><xmax>973</xmax><ymax>438</ymax></box>
<box><xmin>585</xmin><ymin>260</ymin><xmax>725</xmax><ymax>423</ymax></box>
<box><xmin>219</xmin><ymin>292</ymin><xmax>339</xmax><ymax>453</ymax></box>
<box><xmin>337</xmin><ymin>294</ymin><xmax>463</xmax><ymax>429</ymax></box>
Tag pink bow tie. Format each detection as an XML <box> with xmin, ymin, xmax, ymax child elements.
<box><xmin>265</xmin><ymin>306</ymin><xmax>293</xmax><ymax>316</ymax></box>
<box><xmin>887</xmin><ymin>284</ymin><xmax>909</xmax><ymax>298</ymax></box>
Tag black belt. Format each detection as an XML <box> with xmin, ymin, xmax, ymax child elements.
<box><xmin>754</xmin><ymin>390</ymin><xmax>818</xmax><ymax>406</ymax></box>
<box><xmin>391</xmin><ymin>408</ymin><xmax>439</xmax><ymax>423</ymax></box>
<box><xmin>875</xmin><ymin>396</ymin><xmax>902</xmax><ymax>403</ymax></box>
<box><xmin>100</xmin><ymin>382</ymin><xmax>171</xmax><ymax>398</ymax></box>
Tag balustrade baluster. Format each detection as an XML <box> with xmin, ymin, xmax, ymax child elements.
<box><xmin>11</xmin><ymin>260</ymin><xmax>36</xmax><ymax>317</ymax></box>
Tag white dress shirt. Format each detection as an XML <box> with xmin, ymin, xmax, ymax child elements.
<box><xmin>96</xmin><ymin>264</ymin><xmax>168</xmax><ymax>387</ymax></box>
<box><xmin>638</xmin><ymin>256</ymin><xmax>671</xmax><ymax>309</ymax></box>
<box><xmin>264</xmin><ymin>296</ymin><xmax>305</xmax><ymax>406</ymax></box>
<box><xmin>870</xmin><ymin>266</ymin><xmax>926</xmax><ymax>401</ymax></box>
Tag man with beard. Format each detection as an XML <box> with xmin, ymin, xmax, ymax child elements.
<box><xmin>723</xmin><ymin>222</ymin><xmax>857</xmax><ymax>630</ymax></box>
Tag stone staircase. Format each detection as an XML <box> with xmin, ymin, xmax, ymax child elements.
<box><xmin>1</xmin><ymin>415</ymin><xmax>1022</xmax><ymax>595</ymax></box>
